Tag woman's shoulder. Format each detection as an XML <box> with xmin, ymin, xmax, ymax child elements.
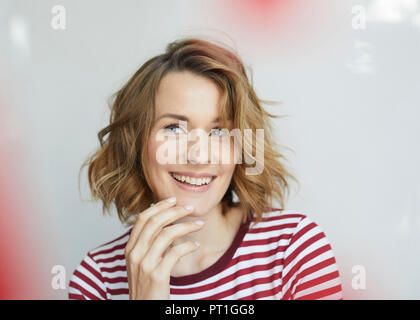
<box><xmin>252</xmin><ymin>208</ymin><xmax>330</xmax><ymax>229</ymax></box>
<box><xmin>87</xmin><ymin>228</ymin><xmax>132</xmax><ymax>259</ymax></box>
<box><xmin>249</xmin><ymin>208</ymin><xmax>309</xmax><ymax>230</ymax></box>
<box><xmin>247</xmin><ymin>208</ymin><xmax>334</xmax><ymax>253</ymax></box>
<box><xmin>68</xmin><ymin>228</ymin><xmax>132</xmax><ymax>300</ymax></box>
<box><xmin>248</xmin><ymin>209</ymin><xmax>343</xmax><ymax>299</ymax></box>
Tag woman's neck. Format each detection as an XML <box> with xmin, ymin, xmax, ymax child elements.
<box><xmin>170</xmin><ymin>204</ymin><xmax>243</xmax><ymax>275</ymax></box>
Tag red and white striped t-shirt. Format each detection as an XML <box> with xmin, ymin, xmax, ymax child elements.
<box><xmin>68</xmin><ymin>209</ymin><xmax>343</xmax><ymax>300</ymax></box>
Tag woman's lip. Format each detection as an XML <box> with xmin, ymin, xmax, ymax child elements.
<box><xmin>169</xmin><ymin>172</ymin><xmax>216</xmax><ymax>193</ymax></box>
<box><xmin>169</xmin><ymin>171</ymin><xmax>217</xmax><ymax>178</ymax></box>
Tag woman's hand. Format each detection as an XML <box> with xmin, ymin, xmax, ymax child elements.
<box><xmin>124</xmin><ymin>197</ymin><xmax>203</xmax><ymax>300</ymax></box>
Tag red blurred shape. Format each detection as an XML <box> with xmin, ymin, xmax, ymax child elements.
<box><xmin>225</xmin><ymin>0</ymin><xmax>299</xmax><ymax>33</ymax></box>
<box><xmin>0</xmin><ymin>94</ymin><xmax>45</xmax><ymax>299</ymax></box>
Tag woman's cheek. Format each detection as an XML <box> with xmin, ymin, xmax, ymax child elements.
<box><xmin>208</xmin><ymin>136</ymin><xmax>229</xmax><ymax>165</ymax></box>
<box><xmin>152</xmin><ymin>134</ymin><xmax>179</xmax><ymax>165</ymax></box>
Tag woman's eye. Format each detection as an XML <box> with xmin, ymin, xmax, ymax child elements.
<box><xmin>210</xmin><ymin>127</ymin><xmax>224</xmax><ymax>137</ymax></box>
<box><xmin>164</xmin><ymin>124</ymin><xmax>186</xmax><ymax>135</ymax></box>
<box><xmin>164</xmin><ymin>124</ymin><xmax>225</xmax><ymax>136</ymax></box>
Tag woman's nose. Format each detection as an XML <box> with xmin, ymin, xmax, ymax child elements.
<box><xmin>187</xmin><ymin>144</ymin><xmax>208</xmax><ymax>165</ymax></box>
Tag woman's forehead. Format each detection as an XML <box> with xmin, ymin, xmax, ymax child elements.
<box><xmin>153</xmin><ymin>71</ymin><xmax>235</xmax><ymax>128</ymax></box>
<box><xmin>156</xmin><ymin>72</ymin><xmax>221</xmax><ymax>111</ymax></box>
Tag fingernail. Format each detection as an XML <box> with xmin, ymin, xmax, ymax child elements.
<box><xmin>184</xmin><ymin>204</ymin><xmax>194</xmax><ymax>211</ymax></box>
<box><xmin>194</xmin><ymin>220</ymin><xmax>204</xmax><ymax>225</ymax></box>
<box><xmin>166</xmin><ymin>197</ymin><xmax>176</xmax><ymax>203</ymax></box>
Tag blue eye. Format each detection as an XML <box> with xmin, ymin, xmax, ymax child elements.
<box><xmin>210</xmin><ymin>127</ymin><xmax>224</xmax><ymax>137</ymax></box>
<box><xmin>164</xmin><ymin>124</ymin><xmax>225</xmax><ymax>136</ymax></box>
<box><xmin>164</xmin><ymin>124</ymin><xmax>186</xmax><ymax>135</ymax></box>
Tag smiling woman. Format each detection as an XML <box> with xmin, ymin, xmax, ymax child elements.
<box><xmin>68</xmin><ymin>37</ymin><xmax>343</xmax><ymax>300</ymax></box>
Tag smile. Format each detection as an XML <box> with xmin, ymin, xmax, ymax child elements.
<box><xmin>169</xmin><ymin>171</ymin><xmax>217</xmax><ymax>192</ymax></box>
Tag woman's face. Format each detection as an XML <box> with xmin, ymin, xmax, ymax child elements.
<box><xmin>147</xmin><ymin>71</ymin><xmax>237</xmax><ymax>216</ymax></box>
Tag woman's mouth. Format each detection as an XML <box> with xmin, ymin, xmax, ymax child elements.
<box><xmin>169</xmin><ymin>172</ymin><xmax>217</xmax><ymax>193</ymax></box>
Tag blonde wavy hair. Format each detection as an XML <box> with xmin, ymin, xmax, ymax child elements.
<box><xmin>79</xmin><ymin>37</ymin><xmax>299</xmax><ymax>227</ymax></box>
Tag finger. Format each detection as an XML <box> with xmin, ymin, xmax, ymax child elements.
<box><xmin>128</xmin><ymin>202</ymin><xmax>196</xmax><ymax>254</ymax></box>
<box><xmin>156</xmin><ymin>241</ymin><xmax>200</xmax><ymax>276</ymax></box>
<box><xmin>126</xmin><ymin>205</ymin><xmax>195</xmax><ymax>263</ymax></box>
<box><xmin>142</xmin><ymin>220</ymin><xmax>204</xmax><ymax>268</ymax></box>
<box><xmin>138</xmin><ymin>204</ymin><xmax>196</xmax><ymax>248</ymax></box>
<box><xmin>126</xmin><ymin>197</ymin><xmax>177</xmax><ymax>251</ymax></box>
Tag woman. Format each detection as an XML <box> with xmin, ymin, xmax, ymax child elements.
<box><xmin>68</xmin><ymin>37</ymin><xmax>343</xmax><ymax>300</ymax></box>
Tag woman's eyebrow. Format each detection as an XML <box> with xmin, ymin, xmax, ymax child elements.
<box><xmin>156</xmin><ymin>113</ymin><xmax>220</xmax><ymax>123</ymax></box>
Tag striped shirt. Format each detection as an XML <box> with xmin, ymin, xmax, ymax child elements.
<box><xmin>68</xmin><ymin>209</ymin><xmax>343</xmax><ymax>300</ymax></box>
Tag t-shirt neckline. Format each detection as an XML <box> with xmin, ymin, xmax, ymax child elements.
<box><xmin>169</xmin><ymin>220</ymin><xmax>250</xmax><ymax>286</ymax></box>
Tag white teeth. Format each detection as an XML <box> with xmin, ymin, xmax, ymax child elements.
<box><xmin>171</xmin><ymin>173</ymin><xmax>213</xmax><ymax>186</ymax></box>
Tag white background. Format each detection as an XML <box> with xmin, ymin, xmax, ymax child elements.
<box><xmin>1</xmin><ymin>0</ymin><xmax>419</xmax><ymax>299</ymax></box>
